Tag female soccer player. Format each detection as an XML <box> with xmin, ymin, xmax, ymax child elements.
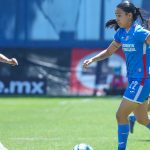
<box><xmin>83</xmin><ymin>1</ymin><xmax>150</xmax><ymax>150</ymax></box>
<box><xmin>128</xmin><ymin>18</ymin><xmax>150</xmax><ymax>134</ymax></box>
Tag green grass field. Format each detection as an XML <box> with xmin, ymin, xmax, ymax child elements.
<box><xmin>0</xmin><ymin>97</ymin><xmax>149</xmax><ymax>150</ymax></box>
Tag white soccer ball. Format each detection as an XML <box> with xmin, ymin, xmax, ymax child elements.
<box><xmin>0</xmin><ymin>142</ymin><xmax>8</xmax><ymax>150</ymax></box>
<box><xmin>72</xmin><ymin>143</ymin><xmax>93</xmax><ymax>150</ymax></box>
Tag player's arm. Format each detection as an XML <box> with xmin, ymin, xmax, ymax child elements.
<box><xmin>146</xmin><ymin>18</ymin><xmax>150</xmax><ymax>44</ymax></box>
<box><xmin>0</xmin><ymin>54</ymin><xmax>18</xmax><ymax>66</ymax></box>
<box><xmin>146</xmin><ymin>35</ymin><xmax>150</xmax><ymax>44</ymax></box>
<box><xmin>83</xmin><ymin>40</ymin><xmax>121</xmax><ymax>68</ymax></box>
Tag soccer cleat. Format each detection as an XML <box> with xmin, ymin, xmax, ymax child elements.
<box><xmin>128</xmin><ymin>116</ymin><xmax>136</xmax><ymax>134</ymax></box>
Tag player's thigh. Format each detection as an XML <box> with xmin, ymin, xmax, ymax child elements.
<box><xmin>148</xmin><ymin>100</ymin><xmax>150</xmax><ymax>111</ymax></box>
<box><xmin>133</xmin><ymin>101</ymin><xmax>149</xmax><ymax>122</ymax></box>
<box><xmin>117</xmin><ymin>98</ymin><xmax>139</xmax><ymax>117</ymax></box>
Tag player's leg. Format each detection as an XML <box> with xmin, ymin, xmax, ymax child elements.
<box><xmin>129</xmin><ymin>100</ymin><xmax>149</xmax><ymax>133</ymax></box>
<box><xmin>129</xmin><ymin>99</ymin><xmax>150</xmax><ymax>133</ymax></box>
<box><xmin>116</xmin><ymin>99</ymin><xmax>139</xmax><ymax>150</ymax></box>
<box><xmin>133</xmin><ymin>100</ymin><xmax>150</xmax><ymax>127</ymax></box>
<box><xmin>148</xmin><ymin>98</ymin><xmax>150</xmax><ymax>111</ymax></box>
<box><xmin>116</xmin><ymin>78</ymin><xmax>150</xmax><ymax>150</ymax></box>
<box><xmin>128</xmin><ymin>114</ymin><xmax>136</xmax><ymax>133</ymax></box>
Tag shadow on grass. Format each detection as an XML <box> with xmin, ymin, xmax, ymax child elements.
<box><xmin>137</xmin><ymin>139</ymin><xmax>150</xmax><ymax>142</ymax></box>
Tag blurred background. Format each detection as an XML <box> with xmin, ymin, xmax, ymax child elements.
<box><xmin>0</xmin><ymin>0</ymin><xmax>149</xmax><ymax>96</ymax></box>
<box><xmin>0</xmin><ymin>1</ymin><xmax>150</xmax><ymax>150</ymax></box>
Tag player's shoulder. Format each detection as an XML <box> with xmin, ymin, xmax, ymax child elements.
<box><xmin>115</xmin><ymin>28</ymin><xmax>124</xmax><ymax>36</ymax></box>
<box><xmin>133</xmin><ymin>24</ymin><xmax>150</xmax><ymax>42</ymax></box>
<box><xmin>134</xmin><ymin>24</ymin><xmax>148</xmax><ymax>34</ymax></box>
<box><xmin>116</xmin><ymin>27</ymin><xmax>124</xmax><ymax>32</ymax></box>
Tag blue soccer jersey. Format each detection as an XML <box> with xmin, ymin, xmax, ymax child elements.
<box><xmin>114</xmin><ymin>22</ymin><xmax>150</xmax><ymax>78</ymax></box>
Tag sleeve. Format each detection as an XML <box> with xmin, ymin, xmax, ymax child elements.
<box><xmin>114</xmin><ymin>29</ymin><xmax>121</xmax><ymax>43</ymax></box>
<box><xmin>134</xmin><ymin>28</ymin><xmax>150</xmax><ymax>43</ymax></box>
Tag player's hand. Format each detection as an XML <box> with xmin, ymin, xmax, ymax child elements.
<box><xmin>83</xmin><ymin>59</ymin><xmax>93</xmax><ymax>69</ymax></box>
<box><xmin>9</xmin><ymin>58</ymin><xmax>18</xmax><ymax>66</ymax></box>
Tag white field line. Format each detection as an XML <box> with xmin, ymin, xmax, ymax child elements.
<box><xmin>59</xmin><ymin>99</ymin><xmax>94</xmax><ymax>105</ymax></box>
<box><xmin>9</xmin><ymin>136</ymin><xmax>116</xmax><ymax>141</ymax></box>
<box><xmin>9</xmin><ymin>137</ymin><xmax>61</xmax><ymax>141</ymax></box>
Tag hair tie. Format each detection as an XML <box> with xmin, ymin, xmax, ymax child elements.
<box><xmin>135</xmin><ymin>7</ymin><xmax>140</xmax><ymax>15</ymax></box>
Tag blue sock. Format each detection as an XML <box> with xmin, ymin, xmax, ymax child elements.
<box><xmin>146</xmin><ymin>123</ymin><xmax>150</xmax><ymax>129</ymax></box>
<box><xmin>129</xmin><ymin>115</ymin><xmax>136</xmax><ymax>122</ymax></box>
<box><xmin>118</xmin><ymin>124</ymin><xmax>129</xmax><ymax>150</ymax></box>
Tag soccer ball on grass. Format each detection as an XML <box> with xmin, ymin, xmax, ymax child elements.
<box><xmin>72</xmin><ymin>143</ymin><xmax>93</xmax><ymax>150</ymax></box>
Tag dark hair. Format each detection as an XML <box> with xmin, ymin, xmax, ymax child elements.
<box><xmin>145</xmin><ymin>19</ymin><xmax>150</xmax><ymax>30</ymax></box>
<box><xmin>105</xmin><ymin>19</ymin><xmax>119</xmax><ymax>31</ymax></box>
<box><xmin>106</xmin><ymin>1</ymin><xmax>145</xmax><ymax>30</ymax></box>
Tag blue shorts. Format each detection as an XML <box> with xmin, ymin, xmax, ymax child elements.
<box><xmin>123</xmin><ymin>78</ymin><xmax>150</xmax><ymax>104</ymax></box>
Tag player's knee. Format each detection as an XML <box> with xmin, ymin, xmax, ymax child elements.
<box><xmin>116</xmin><ymin>111</ymin><xmax>129</xmax><ymax>123</ymax></box>
<box><xmin>116</xmin><ymin>112</ymin><xmax>120</xmax><ymax>121</ymax></box>
<box><xmin>136</xmin><ymin>118</ymin><xmax>147</xmax><ymax>126</ymax></box>
<box><xmin>116</xmin><ymin>111</ymin><xmax>124</xmax><ymax>122</ymax></box>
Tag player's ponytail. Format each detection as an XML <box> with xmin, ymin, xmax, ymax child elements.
<box><xmin>117</xmin><ymin>1</ymin><xmax>145</xmax><ymax>26</ymax></box>
<box><xmin>145</xmin><ymin>18</ymin><xmax>150</xmax><ymax>30</ymax></box>
<box><xmin>135</xmin><ymin>7</ymin><xmax>145</xmax><ymax>25</ymax></box>
<box><xmin>105</xmin><ymin>2</ymin><xmax>147</xmax><ymax>30</ymax></box>
<box><xmin>105</xmin><ymin>19</ymin><xmax>119</xmax><ymax>31</ymax></box>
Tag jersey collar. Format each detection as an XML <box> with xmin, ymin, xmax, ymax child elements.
<box><xmin>125</xmin><ymin>21</ymin><xmax>138</xmax><ymax>34</ymax></box>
